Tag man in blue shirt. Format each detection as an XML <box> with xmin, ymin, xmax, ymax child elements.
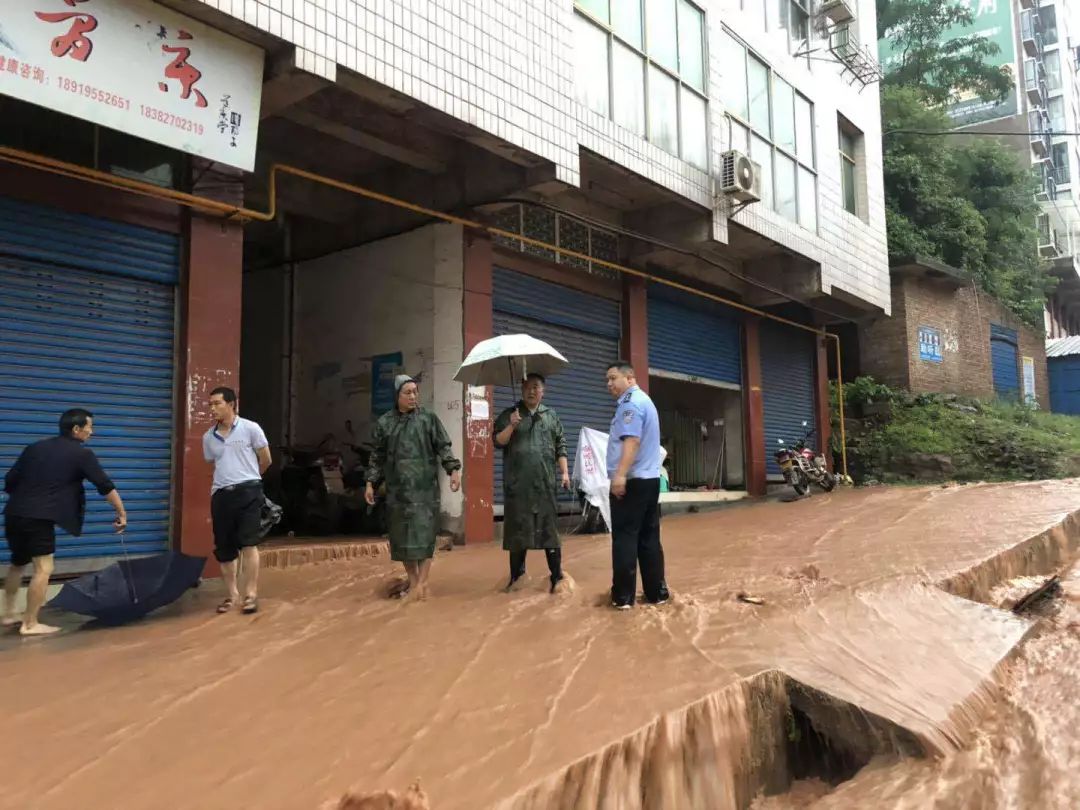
<box><xmin>605</xmin><ymin>361</ymin><xmax>669</xmax><ymax>609</ymax></box>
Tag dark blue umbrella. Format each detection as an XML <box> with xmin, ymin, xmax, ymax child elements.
<box><xmin>48</xmin><ymin>549</ymin><xmax>206</xmax><ymax>626</ymax></box>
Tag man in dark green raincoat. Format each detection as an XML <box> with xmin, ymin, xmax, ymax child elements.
<box><xmin>365</xmin><ymin>375</ymin><xmax>461</xmax><ymax>601</ymax></box>
<box><xmin>493</xmin><ymin>373</ymin><xmax>571</xmax><ymax>593</ymax></box>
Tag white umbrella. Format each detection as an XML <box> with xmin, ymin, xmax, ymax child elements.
<box><xmin>454</xmin><ymin>334</ymin><xmax>569</xmax><ymax>394</ymax></box>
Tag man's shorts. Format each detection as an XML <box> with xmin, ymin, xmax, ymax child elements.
<box><xmin>210</xmin><ymin>483</ymin><xmax>264</xmax><ymax>563</ymax></box>
<box><xmin>4</xmin><ymin>515</ymin><xmax>57</xmax><ymax>566</ymax></box>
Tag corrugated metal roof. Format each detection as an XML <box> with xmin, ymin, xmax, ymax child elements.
<box><xmin>1047</xmin><ymin>336</ymin><xmax>1080</xmax><ymax>357</ymax></box>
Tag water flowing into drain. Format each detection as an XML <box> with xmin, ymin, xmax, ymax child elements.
<box><xmin>498</xmin><ymin>507</ymin><xmax>1080</xmax><ymax>810</ymax></box>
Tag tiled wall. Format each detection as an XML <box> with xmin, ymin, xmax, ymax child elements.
<box><xmin>201</xmin><ymin>0</ymin><xmax>581</xmax><ymax>185</ymax></box>
<box><xmin>202</xmin><ymin>0</ymin><xmax>890</xmax><ymax>312</ymax></box>
<box><xmin>714</xmin><ymin>0</ymin><xmax>890</xmax><ymax>314</ymax></box>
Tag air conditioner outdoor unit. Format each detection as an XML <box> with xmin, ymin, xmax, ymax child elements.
<box><xmin>720</xmin><ymin>150</ymin><xmax>761</xmax><ymax>204</ymax></box>
<box><xmin>818</xmin><ymin>0</ymin><xmax>856</xmax><ymax>25</ymax></box>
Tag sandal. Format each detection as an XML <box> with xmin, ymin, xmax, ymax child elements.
<box><xmin>216</xmin><ymin>598</ymin><xmax>235</xmax><ymax>614</ymax></box>
<box><xmin>241</xmin><ymin>596</ymin><xmax>258</xmax><ymax>615</ymax></box>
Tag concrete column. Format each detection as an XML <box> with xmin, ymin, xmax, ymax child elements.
<box><xmin>743</xmin><ymin>317</ymin><xmax>767</xmax><ymax>497</ymax></box>
<box><xmin>175</xmin><ymin>212</ymin><xmax>244</xmax><ymax>575</ymax></box>
<box><xmin>622</xmin><ymin>275</ymin><xmax>649</xmax><ymax>392</ymax></box>
<box><xmin>815</xmin><ymin>335</ymin><xmax>833</xmax><ymax>473</ymax></box>
<box><xmin>431</xmin><ymin>224</ymin><xmax>466</xmax><ymax>537</ymax></box>
<box><xmin>462</xmin><ymin>232</ymin><xmax>495</xmax><ymax>544</ymax></box>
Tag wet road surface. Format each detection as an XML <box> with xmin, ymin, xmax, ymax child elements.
<box><xmin>1</xmin><ymin>481</ymin><xmax>1077</xmax><ymax>809</ymax></box>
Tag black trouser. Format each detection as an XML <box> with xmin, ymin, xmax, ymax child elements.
<box><xmin>610</xmin><ymin>477</ymin><xmax>667</xmax><ymax>606</ymax></box>
<box><xmin>210</xmin><ymin>482</ymin><xmax>264</xmax><ymax>563</ymax></box>
<box><xmin>509</xmin><ymin>548</ymin><xmax>563</xmax><ymax>583</ymax></box>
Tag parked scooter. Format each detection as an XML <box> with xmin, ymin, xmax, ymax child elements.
<box><xmin>775</xmin><ymin>421</ymin><xmax>835</xmax><ymax>496</ymax></box>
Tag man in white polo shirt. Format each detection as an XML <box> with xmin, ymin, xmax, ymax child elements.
<box><xmin>203</xmin><ymin>386</ymin><xmax>272</xmax><ymax>615</ymax></box>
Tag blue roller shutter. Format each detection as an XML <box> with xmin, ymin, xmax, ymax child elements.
<box><xmin>647</xmin><ymin>286</ymin><xmax>742</xmax><ymax>386</ymax></box>
<box><xmin>761</xmin><ymin>322</ymin><xmax>816</xmax><ymax>478</ymax></box>
<box><xmin>0</xmin><ymin>196</ymin><xmax>178</xmax><ymax>568</ymax></box>
<box><xmin>492</xmin><ymin>268</ymin><xmax>620</xmax><ymax>505</ymax></box>
<box><xmin>990</xmin><ymin>324</ymin><xmax>1020</xmax><ymax>400</ymax></box>
<box><xmin>1049</xmin><ymin>357</ymin><xmax>1080</xmax><ymax>415</ymax></box>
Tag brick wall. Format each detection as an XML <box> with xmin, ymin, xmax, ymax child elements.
<box><xmin>859</xmin><ymin>280</ymin><xmax>910</xmax><ymax>390</ymax></box>
<box><xmin>859</xmin><ymin>276</ymin><xmax>1051</xmax><ymax>406</ymax></box>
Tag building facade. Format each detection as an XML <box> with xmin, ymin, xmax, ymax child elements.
<box><xmin>965</xmin><ymin>0</ymin><xmax>1080</xmax><ymax>338</ymax></box>
<box><xmin>1</xmin><ymin>0</ymin><xmax>890</xmax><ymax>570</ymax></box>
<box><xmin>1020</xmin><ymin>0</ymin><xmax>1080</xmax><ymax>338</ymax></box>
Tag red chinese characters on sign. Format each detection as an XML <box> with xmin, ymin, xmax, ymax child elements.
<box><xmin>157</xmin><ymin>30</ymin><xmax>206</xmax><ymax>108</ymax></box>
<box><xmin>35</xmin><ymin>0</ymin><xmax>97</xmax><ymax>62</ymax></box>
<box><xmin>0</xmin><ymin>56</ymin><xmax>48</xmax><ymax>85</ymax></box>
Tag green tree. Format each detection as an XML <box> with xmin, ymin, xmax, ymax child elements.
<box><xmin>878</xmin><ymin>2</ymin><xmax>1052</xmax><ymax>328</ymax></box>
<box><xmin>877</xmin><ymin>0</ymin><xmax>1013</xmax><ymax>103</ymax></box>
<box><xmin>951</xmin><ymin>142</ymin><xmax>1055</xmax><ymax>323</ymax></box>
<box><xmin>882</xmin><ymin>86</ymin><xmax>987</xmax><ymax>270</ymax></box>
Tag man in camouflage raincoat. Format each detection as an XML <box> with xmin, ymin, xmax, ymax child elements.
<box><xmin>493</xmin><ymin>373</ymin><xmax>571</xmax><ymax>593</ymax></box>
<box><xmin>365</xmin><ymin>375</ymin><xmax>461</xmax><ymax>601</ymax></box>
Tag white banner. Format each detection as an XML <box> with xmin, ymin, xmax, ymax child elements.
<box><xmin>573</xmin><ymin>427</ymin><xmax>612</xmax><ymax>533</ymax></box>
<box><xmin>572</xmin><ymin>427</ymin><xmax>667</xmax><ymax>534</ymax></box>
<box><xmin>0</xmin><ymin>0</ymin><xmax>263</xmax><ymax>170</ymax></box>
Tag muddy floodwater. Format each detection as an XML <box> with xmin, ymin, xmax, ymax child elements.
<box><xmin>754</xmin><ymin>562</ymin><xmax>1080</xmax><ymax>810</ymax></box>
<box><xmin>1</xmin><ymin>481</ymin><xmax>1078</xmax><ymax>810</ymax></box>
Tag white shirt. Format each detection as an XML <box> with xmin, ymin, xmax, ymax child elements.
<box><xmin>202</xmin><ymin>416</ymin><xmax>268</xmax><ymax>494</ymax></box>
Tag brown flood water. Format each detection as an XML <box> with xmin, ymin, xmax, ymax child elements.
<box><xmin>754</xmin><ymin>562</ymin><xmax>1080</xmax><ymax>810</ymax></box>
<box><xmin>0</xmin><ymin>481</ymin><xmax>1078</xmax><ymax>810</ymax></box>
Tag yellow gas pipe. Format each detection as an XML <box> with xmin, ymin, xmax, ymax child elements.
<box><xmin>0</xmin><ymin>144</ymin><xmax>850</xmax><ymax>482</ymax></box>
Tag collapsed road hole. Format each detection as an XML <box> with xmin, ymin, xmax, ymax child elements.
<box><xmin>784</xmin><ymin>704</ymin><xmax>869</xmax><ymax>787</ymax></box>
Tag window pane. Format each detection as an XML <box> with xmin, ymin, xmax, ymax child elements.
<box><xmin>1046</xmin><ymin>51</ymin><xmax>1062</xmax><ymax>90</ymax></box>
<box><xmin>770</xmin><ymin>0</ymin><xmax>788</xmax><ymax>32</ymax></box>
<box><xmin>613</xmin><ymin>0</ymin><xmax>643</xmax><ymax>48</ymax></box>
<box><xmin>748</xmin><ymin>56</ymin><xmax>770</xmax><ymax>136</ymax></box>
<box><xmin>797</xmin><ymin>166</ymin><xmax>816</xmax><ymax>231</ymax></box>
<box><xmin>773</xmin><ymin>76</ymin><xmax>795</xmax><ymax>154</ymax></box>
<box><xmin>795</xmin><ymin>94</ymin><xmax>813</xmax><ymax>165</ymax></box>
<box><xmin>720</xmin><ymin>32</ymin><xmax>748</xmax><ymax>120</ymax></box>
<box><xmin>790</xmin><ymin>2</ymin><xmax>808</xmax><ymax>47</ymax></box>
<box><xmin>841</xmin><ymin>158</ymin><xmax>857</xmax><ymax>214</ymax></box>
<box><xmin>646</xmin><ymin>0</ymin><xmax>678</xmax><ymax>72</ymax></box>
<box><xmin>729</xmin><ymin>119</ymin><xmax>750</xmax><ymax>154</ymax></box>
<box><xmin>576</xmin><ymin>0</ymin><xmax>609</xmax><ymax>23</ymax></box>
<box><xmin>751</xmin><ymin>135</ymin><xmax>773</xmax><ymax>208</ymax></box>
<box><xmin>680</xmin><ymin>88</ymin><xmax>708</xmax><ymax>170</ymax></box>
<box><xmin>1043</xmin><ymin>5</ymin><xmax>1059</xmax><ymax>45</ymax></box>
<box><xmin>677</xmin><ymin>0</ymin><xmax>705</xmax><ymax>90</ymax></box>
<box><xmin>775</xmin><ymin>152</ymin><xmax>797</xmax><ymax>219</ymax></box>
<box><xmin>613</xmin><ymin>42</ymin><xmax>646</xmax><ymax>135</ymax></box>
<box><xmin>1049</xmin><ymin>96</ymin><xmax>1065</xmax><ymax>131</ymax></box>
<box><xmin>839</xmin><ymin>127</ymin><xmax>855</xmax><ymax>158</ymax></box>
<box><xmin>648</xmin><ymin>66</ymin><xmax>679</xmax><ymax>153</ymax></box>
<box><xmin>574</xmin><ymin>15</ymin><xmax>610</xmax><ymax>116</ymax></box>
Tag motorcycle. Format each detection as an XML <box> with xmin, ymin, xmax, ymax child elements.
<box><xmin>775</xmin><ymin>421</ymin><xmax>835</xmax><ymax>496</ymax></box>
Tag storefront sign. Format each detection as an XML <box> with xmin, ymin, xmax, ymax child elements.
<box><xmin>918</xmin><ymin>326</ymin><xmax>943</xmax><ymax>363</ymax></box>
<box><xmin>1022</xmin><ymin>356</ymin><xmax>1036</xmax><ymax>405</ymax></box>
<box><xmin>0</xmin><ymin>0</ymin><xmax>263</xmax><ymax>170</ymax></box>
<box><xmin>371</xmin><ymin>352</ymin><xmax>404</xmax><ymax>417</ymax></box>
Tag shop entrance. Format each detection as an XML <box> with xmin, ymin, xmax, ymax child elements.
<box><xmin>648</xmin><ymin>375</ymin><xmax>745</xmax><ymax>493</ymax></box>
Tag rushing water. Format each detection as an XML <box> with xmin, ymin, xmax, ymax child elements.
<box><xmin>753</xmin><ymin>564</ymin><xmax>1080</xmax><ymax>810</ymax></box>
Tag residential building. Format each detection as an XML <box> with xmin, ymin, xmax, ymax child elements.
<box><xmin>948</xmin><ymin>0</ymin><xmax>1080</xmax><ymax>338</ymax></box>
<box><xmin>0</xmin><ymin>0</ymin><xmax>890</xmax><ymax>571</ymax></box>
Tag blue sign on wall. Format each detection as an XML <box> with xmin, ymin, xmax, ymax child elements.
<box><xmin>371</xmin><ymin>352</ymin><xmax>404</xmax><ymax>417</ymax></box>
<box><xmin>918</xmin><ymin>326</ymin><xmax>943</xmax><ymax>363</ymax></box>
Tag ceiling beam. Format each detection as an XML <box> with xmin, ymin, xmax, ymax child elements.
<box><xmin>260</xmin><ymin>50</ymin><xmax>327</xmax><ymax>120</ymax></box>
<box><xmin>280</xmin><ymin>107</ymin><xmax>448</xmax><ymax>173</ymax></box>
